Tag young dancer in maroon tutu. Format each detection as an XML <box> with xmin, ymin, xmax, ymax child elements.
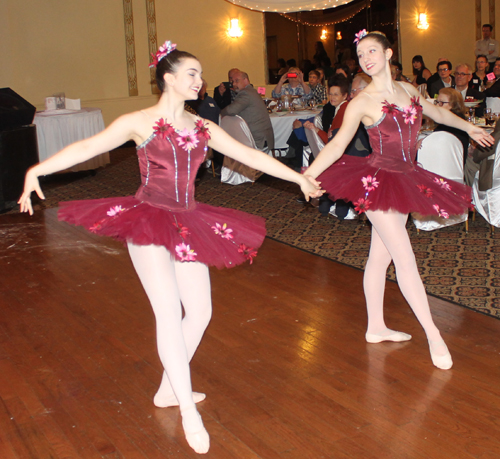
<box><xmin>305</xmin><ymin>31</ymin><xmax>494</xmax><ymax>371</ymax></box>
<box><xmin>19</xmin><ymin>41</ymin><xmax>321</xmax><ymax>454</ymax></box>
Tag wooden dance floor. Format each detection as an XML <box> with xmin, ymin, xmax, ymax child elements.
<box><xmin>1</xmin><ymin>209</ymin><xmax>500</xmax><ymax>458</ymax></box>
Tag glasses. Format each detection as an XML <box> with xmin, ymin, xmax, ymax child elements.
<box><xmin>434</xmin><ymin>100</ymin><xmax>450</xmax><ymax>106</ymax></box>
<box><xmin>438</xmin><ymin>68</ymin><xmax>450</xmax><ymax>72</ymax></box>
<box><xmin>455</xmin><ymin>72</ymin><xmax>471</xmax><ymax>77</ymax></box>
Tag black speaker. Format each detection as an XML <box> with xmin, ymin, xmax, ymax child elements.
<box><xmin>0</xmin><ymin>125</ymin><xmax>39</xmax><ymax>212</ymax></box>
<box><xmin>0</xmin><ymin>88</ymin><xmax>36</xmax><ymax>131</ymax></box>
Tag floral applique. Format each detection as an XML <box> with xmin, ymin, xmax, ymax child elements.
<box><xmin>410</xmin><ymin>96</ymin><xmax>421</xmax><ymax>108</ymax></box>
<box><xmin>238</xmin><ymin>244</ymin><xmax>257</xmax><ymax>264</ymax></box>
<box><xmin>175</xmin><ymin>243</ymin><xmax>197</xmax><ymax>261</ymax></box>
<box><xmin>402</xmin><ymin>105</ymin><xmax>418</xmax><ymax>125</ymax></box>
<box><xmin>89</xmin><ymin>222</ymin><xmax>102</xmax><ymax>233</ymax></box>
<box><xmin>433</xmin><ymin>204</ymin><xmax>449</xmax><ymax>219</ymax></box>
<box><xmin>361</xmin><ymin>175</ymin><xmax>379</xmax><ymax>192</ymax></box>
<box><xmin>107</xmin><ymin>205</ymin><xmax>125</xmax><ymax>217</ymax></box>
<box><xmin>382</xmin><ymin>102</ymin><xmax>398</xmax><ymax>114</ymax></box>
<box><xmin>354</xmin><ymin>198</ymin><xmax>372</xmax><ymax>214</ymax></box>
<box><xmin>433</xmin><ymin>177</ymin><xmax>451</xmax><ymax>191</ymax></box>
<box><xmin>212</xmin><ymin>223</ymin><xmax>233</xmax><ymax>240</ymax></box>
<box><xmin>177</xmin><ymin>128</ymin><xmax>200</xmax><ymax>152</ymax></box>
<box><xmin>195</xmin><ymin>119</ymin><xmax>211</xmax><ymax>141</ymax></box>
<box><xmin>153</xmin><ymin>119</ymin><xmax>176</xmax><ymax>139</ymax></box>
<box><xmin>417</xmin><ymin>184</ymin><xmax>433</xmax><ymax>197</ymax></box>
<box><xmin>173</xmin><ymin>222</ymin><xmax>190</xmax><ymax>238</ymax></box>
<box><xmin>353</xmin><ymin>29</ymin><xmax>367</xmax><ymax>44</ymax></box>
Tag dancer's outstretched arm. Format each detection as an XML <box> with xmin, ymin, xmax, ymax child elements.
<box><xmin>207</xmin><ymin>121</ymin><xmax>323</xmax><ymax>200</ymax></box>
<box><xmin>19</xmin><ymin>112</ymin><xmax>142</xmax><ymax>214</ymax></box>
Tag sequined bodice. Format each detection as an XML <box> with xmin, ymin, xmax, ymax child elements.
<box><xmin>135</xmin><ymin>119</ymin><xmax>210</xmax><ymax>211</ymax></box>
<box><xmin>366</xmin><ymin>98</ymin><xmax>423</xmax><ymax>173</ymax></box>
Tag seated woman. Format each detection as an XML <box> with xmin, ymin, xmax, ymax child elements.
<box><xmin>470</xmin><ymin>54</ymin><xmax>489</xmax><ymax>91</ymax></box>
<box><xmin>272</xmin><ymin>66</ymin><xmax>312</xmax><ymax>99</ymax></box>
<box><xmin>411</xmin><ymin>55</ymin><xmax>432</xmax><ymax>87</ymax></box>
<box><xmin>432</xmin><ymin>88</ymin><xmax>469</xmax><ymax>164</ymax></box>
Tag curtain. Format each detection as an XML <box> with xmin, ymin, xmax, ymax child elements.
<box><xmin>224</xmin><ymin>0</ymin><xmax>356</xmax><ymax>13</ymax></box>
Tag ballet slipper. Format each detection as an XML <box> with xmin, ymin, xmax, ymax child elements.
<box><xmin>181</xmin><ymin>405</ymin><xmax>210</xmax><ymax>454</ymax></box>
<box><xmin>154</xmin><ymin>391</ymin><xmax>206</xmax><ymax>408</ymax></box>
<box><xmin>365</xmin><ymin>330</ymin><xmax>412</xmax><ymax>343</ymax></box>
<box><xmin>428</xmin><ymin>339</ymin><xmax>453</xmax><ymax>370</ymax></box>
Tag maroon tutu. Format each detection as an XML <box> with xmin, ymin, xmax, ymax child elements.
<box><xmin>58</xmin><ymin>118</ymin><xmax>266</xmax><ymax>269</ymax></box>
<box><xmin>318</xmin><ymin>97</ymin><xmax>471</xmax><ymax>217</ymax></box>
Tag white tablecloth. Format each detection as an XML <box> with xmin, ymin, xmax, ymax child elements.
<box><xmin>270</xmin><ymin>109</ymin><xmax>320</xmax><ymax>150</ymax></box>
<box><xmin>34</xmin><ymin>107</ymin><xmax>110</xmax><ymax>171</ymax></box>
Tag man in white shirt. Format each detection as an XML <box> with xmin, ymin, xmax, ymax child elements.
<box><xmin>475</xmin><ymin>24</ymin><xmax>499</xmax><ymax>71</ymax></box>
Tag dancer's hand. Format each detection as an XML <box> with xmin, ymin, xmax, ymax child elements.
<box><xmin>18</xmin><ymin>168</ymin><xmax>45</xmax><ymax>215</ymax></box>
<box><xmin>469</xmin><ymin>125</ymin><xmax>495</xmax><ymax>147</ymax></box>
<box><xmin>299</xmin><ymin>174</ymin><xmax>324</xmax><ymax>201</ymax></box>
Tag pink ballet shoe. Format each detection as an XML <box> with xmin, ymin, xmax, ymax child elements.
<box><xmin>154</xmin><ymin>391</ymin><xmax>206</xmax><ymax>408</ymax></box>
<box><xmin>181</xmin><ymin>405</ymin><xmax>210</xmax><ymax>454</ymax></box>
<box><xmin>428</xmin><ymin>340</ymin><xmax>453</xmax><ymax>370</ymax></box>
<box><xmin>365</xmin><ymin>331</ymin><xmax>412</xmax><ymax>343</ymax></box>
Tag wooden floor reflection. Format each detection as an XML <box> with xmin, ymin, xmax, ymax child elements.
<box><xmin>1</xmin><ymin>209</ymin><xmax>499</xmax><ymax>458</ymax></box>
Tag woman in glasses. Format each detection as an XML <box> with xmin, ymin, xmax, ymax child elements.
<box><xmin>470</xmin><ymin>55</ymin><xmax>489</xmax><ymax>91</ymax></box>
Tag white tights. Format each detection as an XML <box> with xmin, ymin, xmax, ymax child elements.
<box><xmin>127</xmin><ymin>242</ymin><xmax>211</xmax><ymax>453</ymax></box>
<box><xmin>363</xmin><ymin>211</ymin><xmax>442</xmax><ymax>342</ymax></box>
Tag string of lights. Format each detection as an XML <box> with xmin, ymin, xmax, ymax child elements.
<box><xmin>279</xmin><ymin>0</ymin><xmax>370</xmax><ymax>26</ymax></box>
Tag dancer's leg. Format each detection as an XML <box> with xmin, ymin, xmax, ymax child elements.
<box><xmin>127</xmin><ymin>243</ymin><xmax>210</xmax><ymax>453</ymax></box>
<box><xmin>365</xmin><ymin>211</ymin><xmax>452</xmax><ymax>369</ymax></box>
<box><xmin>154</xmin><ymin>260</ymin><xmax>212</xmax><ymax>408</ymax></box>
<box><xmin>364</xmin><ymin>224</ymin><xmax>412</xmax><ymax>343</ymax></box>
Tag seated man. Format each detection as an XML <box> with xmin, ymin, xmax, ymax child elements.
<box><xmin>214</xmin><ymin>68</ymin><xmax>239</xmax><ymax>110</ymax></box>
<box><xmin>425</xmin><ymin>57</ymin><xmax>449</xmax><ymax>90</ymax></box>
<box><xmin>428</xmin><ymin>60</ymin><xmax>454</xmax><ymax>98</ymax></box>
<box><xmin>272</xmin><ymin>67</ymin><xmax>312</xmax><ymax>100</ymax></box>
<box><xmin>221</xmin><ymin>71</ymin><xmax>274</xmax><ymax>151</ymax></box>
<box><xmin>453</xmin><ymin>63</ymin><xmax>483</xmax><ymax>116</ymax></box>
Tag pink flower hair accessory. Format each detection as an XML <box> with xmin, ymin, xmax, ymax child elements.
<box><xmin>354</xmin><ymin>29</ymin><xmax>368</xmax><ymax>44</ymax></box>
<box><xmin>149</xmin><ymin>40</ymin><xmax>177</xmax><ymax>68</ymax></box>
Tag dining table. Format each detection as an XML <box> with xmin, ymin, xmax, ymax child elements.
<box><xmin>33</xmin><ymin>107</ymin><xmax>110</xmax><ymax>171</ymax></box>
<box><xmin>269</xmin><ymin>108</ymin><xmax>321</xmax><ymax>153</ymax></box>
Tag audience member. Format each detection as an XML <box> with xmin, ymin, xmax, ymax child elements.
<box><xmin>454</xmin><ymin>63</ymin><xmax>483</xmax><ymax>115</ymax></box>
<box><xmin>470</xmin><ymin>55</ymin><xmax>489</xmax><ymax>91</ymax></box>
<box><xmin>411</xmin><ymin>55</ymin><xmax>432</xmax><ymax>87</ymax></box>
<box><xmin>345</xmin><ymin>58</ymin><xmax>359</xmax><ymax>78</ymax></box>
<box><xmin>425</xmin><ymin>57</ymin><xmax>449</xmax><ymax>90</ymax></box>
<box><xmin>428</xmin><ymin>60</ymin><xmax>454</xmax><ymax>98</ymax></box>
<box><xmin>286</xmin><ymin>58</ymin><xmax>297</xmax><ymax>68</ymax></box>
<box><xmin>432</xmin><ymin>88</ymin><xmax>469</xmax><ymax>165</ymax></box>
<box><xmin>321</xmin><ymin>56</ymin><xmax>335</xmax><ymax>78</ymax></box>
<box><xmin>313</xmin><ymin>41</ymin><xmax>329</xmax><ymax>68</ymax></box>
<box><xmin>475</xmin><ymin>24</ymin><xmax>499</xmax><ymax>71</ymax></box>
<box><xmin>482</xmin><ymin>58</ymin><xmax>500</xmax><ymax>97</ymax></box>
<box><xmin>214</xmin><ymin>68</ymin><xmax>239</xmax><ymax>110</ymax></box>
<box><xmin>308</xmin><ymin>70</ymin><xmax>327</xmax><ymax>104</ymax></box>
<box><xmin>390</xmin><ymin>62</ymin><xmax>411</xmax><ymax>82</ymax></box>
<box><xmin>277</xmin><ymin>58</ymin><xmax>288</xmax><ymax>76</ymax></box>
<box><xmin>334</xmin><ymin>63</ymin><xmax>351</xmax><ymax>81</ymax></box>
<box><xmin>301</xmin><ymin>59</ymin><xmax>314</xmax><ymax>79</ymax></box>
<box><xmin>272</xmin><ymin>67</ymin><xmax>312</xmax><ymax>99</ymax></box>
<box><xmin>316</xmin><ymin>68</ymin><xmax>326</xmax><ymax>87</ymax></box>
<box><xmin>221</xmin><ymin>71</ymin><xmax>274</xmax><ymax>151</ymax></box>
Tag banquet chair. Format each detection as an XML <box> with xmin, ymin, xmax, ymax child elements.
<box><xmin>417</xmin><ymin>84</ymin><xmax>429</xmax><ymax>99</ymax></box>
<box><xmin>412</xmin><ymin>131</ymin><xmax>468</xmax><ymax>231</ymax></box>
<box><xmin>220</xmin><ymin>115</ymin><xmax>263</xmax><ymax>185</ymax></box>
<box><xmin>472</xmin><ymin>137</ymin><xmax>500</xmax><ymax>230</ymax></box>
<box><xmin>305</xmin><ymin>114</ymin><xmax>325</xmax><ymax>160</ymax></box>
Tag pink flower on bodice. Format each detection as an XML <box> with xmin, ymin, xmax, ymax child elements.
<box><xmin>382</xmin><ymin>102</ymin><xmax>398</xmax><ymax>114</ymax></box>
<box><xmin>177</xmin><ymin>128</ymin><xmax>199</xmax><ymax>152</ymax></box>
<box><xmin>402</xmin><ymin>105</ymin><xmax>418</xmax><ymax>125</ymax></box>
<box><xmin>196</xmin><ymin>119</ymin><xmax>211</xmax><ymax>140</ymax></box>
<box><xmin>433</xmin><ymin>177</ymin><xmax>451</xmax><ymax>191</ymax></box>
<box><xmin>212</xmin><ymin>222</ymin><xmax>233</xmax><ymax>240</ymax></box>
<box><xmin>361</xmin><ymin>175</ymin><xmax>379</xmax><ymax>192</ymax></box>
<box><xmin>175</xmin><ymin>243</ymin><xmax>197</xmax><ymax>261</ymax></box>
<box><xmin>238</xmin><ymin>244</ymin><xmax>257</xmax><ymax>264</ymax></box>
<box><xmin>153</xmin><ymin>119</ymin><xmax>175</xmax><ymax>139</ymax></box>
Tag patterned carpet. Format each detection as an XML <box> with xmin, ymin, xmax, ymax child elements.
<box><xmin>17</xmin><ymin>147</ymin><xmax>500</xmax><ymax>319</ymax></box>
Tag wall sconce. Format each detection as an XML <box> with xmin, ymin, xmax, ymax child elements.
<box><xmin>336</xmin><ymin>31</ymin><xmax>342</xmax><ymax>40</ymax></box>
<box><xmin>228</xmin><ymin>18</ymin><xmax>243</xmax><ymax>38</ymax></box>
<box><xmin>416</xmin><ymin>13</ymin><xmax>429</xmax><ymax>30</ymax></box>
<box><xmin>320</xmin><ymin>29</ymin><xmax>328</xmax><ymax>40</ymax></box>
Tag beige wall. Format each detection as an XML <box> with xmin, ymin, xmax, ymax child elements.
<box><xmin>399</xmin><ymin>0</ymin><xmax>500</xmax><ymax>77</ymax></box>
<box><xmin>0</xmin><ymin>0</ymin><xmax>267</xmax><ymax>125</ymax></box>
